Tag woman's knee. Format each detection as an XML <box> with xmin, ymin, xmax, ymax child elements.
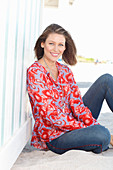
<box><xmin>96</xmin><ymin>125</ymin><xmax>111</xmax><ymax>147</ymax></box>
<box><xmin>98</xmin><ymin>73</ymin><xmax>112</xmax><ymax>85</ymax></box>
<box><xmin>91</xmin><ymin>125</ymin><xmax>110</xmax><ymax>153</ymax></box>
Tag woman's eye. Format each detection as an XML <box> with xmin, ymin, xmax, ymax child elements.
<box><xmin>49</xmin><ymin>43</ymin><xmax>54</xmax><ymax>45</ymax></box>
<box><xmin>59</xmin><ymin>44</ymin><xmax>64</xmax><ymax>46</ymax></box>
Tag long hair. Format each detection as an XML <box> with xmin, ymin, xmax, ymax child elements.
<box><xmin>34</xmin><ymin>24</ymin><xmax>77</xmax><ymax>65</ymax></box>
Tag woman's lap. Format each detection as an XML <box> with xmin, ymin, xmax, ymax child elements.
<box><xmin>46</xmin><ymin>125</ymin><xmax>111</xmax><ymax>154</ymax></box>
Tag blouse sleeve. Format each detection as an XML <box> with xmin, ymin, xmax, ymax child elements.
<box><xmin>27</xmin><ymin>67</ymin><xmax>79</xmax><ymax>131</ymax></box>
<box><xmin>68</xmin><ymin>69</ymin><xmax>99</xmax><ymax>126</ymax></box>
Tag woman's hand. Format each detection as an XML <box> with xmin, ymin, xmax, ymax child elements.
<box><xmin>110</xmin><ymin>135</ymin><xmax>113</xmax><ymax>146</ymax></box>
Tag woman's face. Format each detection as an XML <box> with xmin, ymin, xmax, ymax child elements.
<box><xmin>41</xmin><ymin>33</ymin><xmax>66</xmax><ymax>62</ymax></box>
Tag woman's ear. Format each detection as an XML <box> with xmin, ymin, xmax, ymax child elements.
<box><xmin>41</xmin><ymin>42</ymin><xmax>44</xmax><ymax>48</ymax></box>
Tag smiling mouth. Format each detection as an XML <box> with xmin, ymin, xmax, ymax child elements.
<box><xmin>50</xmin><ymin>52</ymin><xmax>59</xmax><ymax>57</ymax></box>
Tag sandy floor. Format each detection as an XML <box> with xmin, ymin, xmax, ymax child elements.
<box><xmin>12</xmin><ymin>63</ymin><xmax>113</xmax><ymax>170</ymax></box>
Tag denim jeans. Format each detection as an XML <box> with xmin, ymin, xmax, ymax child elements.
<box><xmin>46</xmin><ymin>74</ymin><xmax>113</xmax><ymax>154</ymax></box>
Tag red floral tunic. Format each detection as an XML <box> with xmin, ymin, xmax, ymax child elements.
<box><xmin>27</xmin><ymin>61</ymin><xmax>98</xmax><ymax>149</ymax></box>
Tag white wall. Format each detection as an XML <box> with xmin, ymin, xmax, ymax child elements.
<box><xmin>0</xmin><ymin>0</ymin><xmax>43</xmax><ymax>169</ymax></box>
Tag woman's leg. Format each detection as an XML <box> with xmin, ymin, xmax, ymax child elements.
<box><xmin>46</xmin><ymin>125</ymin><xmax>110</xmax><ymax>154</ymax></box>
<box><xmin>82</xmin><ymin>74</ymin><xmax>113</xmax><ymax>119</ymax></box>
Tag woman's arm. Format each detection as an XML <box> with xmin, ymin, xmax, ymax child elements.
<box><xmin>68</xmin><ymin>69</ymin><xmax>98</xmax><ymax>126</ymax></box>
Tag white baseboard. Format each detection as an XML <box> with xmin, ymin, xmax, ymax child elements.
<box><xmin>0</xmin><ymin>117</ymin><xmax>32</xmax><ymax>170</ymax></box>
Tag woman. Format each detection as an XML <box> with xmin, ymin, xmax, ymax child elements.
<box><xmin>27</xmin><ymin>24</ymin><xmax>113</xmax><ymax>154</ymax></box>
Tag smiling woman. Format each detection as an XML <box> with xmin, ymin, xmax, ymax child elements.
<box><xmin>27</xmin><ymin>23</ymin><xmax>113</xmax><ymax>155</ymax></box>
<box><xmin>34</xmin><ymin>24</ymin><xmax>77</xmax><ymax>65</ymax></box>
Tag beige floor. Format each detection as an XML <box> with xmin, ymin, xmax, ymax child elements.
<box><xmin>12</xmin><ymin>63</ymin><xmax>113</xmax><ymax>170</ymax></box>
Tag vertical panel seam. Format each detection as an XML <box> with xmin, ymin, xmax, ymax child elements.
<box><xmin>28</xmin><ymin>0</ymin><xmax>33</xmax><ymax>50</ymax></box>
<box><xmin>1</xmin><ymin>0</ymin><xmax>10</xmax><ymax>146</ymax></box>
<box><xmin>38</xmin><ymin>0</ymin><xmax>42</xmax><ymax>36</ymax></box>
<box><xmin>11</xmin><ymin>0</ymin><xmax>20</xmax><ymax>135</ymax></box>
<box><xmin>33</xmin><ymin>0</ymin><xmax>38</xmax><ymax>44</ymax></box>
<box><xmin>19</xmin><ymin>0</ymin><xmax>27</xmax><ymax>127</ymax></box>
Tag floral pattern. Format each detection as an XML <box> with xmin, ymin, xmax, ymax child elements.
<box><xmin>27</xmin><ymin>61</ymin><xmax>98</xmax><ymax>149</ymax></box>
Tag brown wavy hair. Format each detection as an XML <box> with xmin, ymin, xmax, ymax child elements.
<box><xmin>34</xmin><ymin>24</ymin><xmax>77</xmax><ymax>65</ymax></box>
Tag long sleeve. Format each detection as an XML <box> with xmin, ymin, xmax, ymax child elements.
<box><xmin>27</xmin><ymin>68</ymin><xmax>61</xmax><ymax>127</ymax></box>
<box><xmin>68</xmin><ymin>69</ymin><xmax>98</xmax><ymax>126</ymax></box>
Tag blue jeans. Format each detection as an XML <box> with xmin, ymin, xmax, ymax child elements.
<box><xmin>46</xmin><ymin>74</ymin><xmax>113</xmax><ymax>154</ymax></box>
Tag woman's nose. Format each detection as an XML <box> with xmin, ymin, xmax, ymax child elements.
<box><xmin>54</xmin><ymin>45</ymin><xmax>58</xmax><ymax>51</ymax></box>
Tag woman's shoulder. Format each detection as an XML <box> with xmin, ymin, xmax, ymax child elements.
<box><xmin>27</xmin><ymin>61</ymin><xmax>39</xmax><ymax>70</ymax></box>
<box><xmin>57</xmin><ymin>61</ymin><xmax>72</xmax><ymax>73</ymax></box>
<box><xmin>27</xmin><ymin>61</ymin><xmax>46</xmax><ymax>73</ymax></box>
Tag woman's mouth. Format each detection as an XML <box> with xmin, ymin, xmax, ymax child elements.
<box><xmin>50</xmin><ymin>52</ymin><xmax>59</xmax><ymax>57</ymax></box>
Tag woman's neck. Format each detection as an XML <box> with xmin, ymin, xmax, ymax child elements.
<box><xmin>39</xmin><ymin>57</ymin><xmax>57</xmax><ymax>69</ymax></box>
<box><xmin>40</xmin><ymin>57</ymin><xmax>58</xmax><ymax>81</ymax></box>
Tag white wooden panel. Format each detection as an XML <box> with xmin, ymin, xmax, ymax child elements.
<box><xmin>18</xmin><ymin>0</ymin><xmax>28</xmax><ymax>127</ymax></box>
<box><xmin>0</xmin><ymin>1</ymin><xmax>7</xmax><ymax>146</ymax></box>
<box><xmin>25</xmin><ymin>0</ymin><xmax>32</xmax><ymax>50</ymax></box>
<box><xmin>20</xmin><ymin>0</ymin><xmax>36</xmax><ymax>125</ymax></box>
<box><xmin>3</xmin><ymin>0</ymin><xmax>17</xmax><ymax>143</ymax></box>
<box><xmin>13</xmin><ymin>52</ymin><xmax>23</xmax><ymax>132</ymax></box>
<box><xmin>34</xmin><ymin>0</ymin><xmax>41</xmax><ymax>43</ymax></box>
<box><xmin>20</xmin><ymin>68</ymin><xmax>27</xmax><ymax>125</ymax></box>
<box><xmin>30</xmin><ymin>0</ymin><xmax>38</xmax><ymax>52</ymax></box>
<box><xmin>13</xmin><ymin>0</ymin><xmax>27</xmax><ymax>133</ymax></box>
<box><xmin>0</xmin><ymin>0</ymin><xmax>42</xmax><ymax>168</ymax></box>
